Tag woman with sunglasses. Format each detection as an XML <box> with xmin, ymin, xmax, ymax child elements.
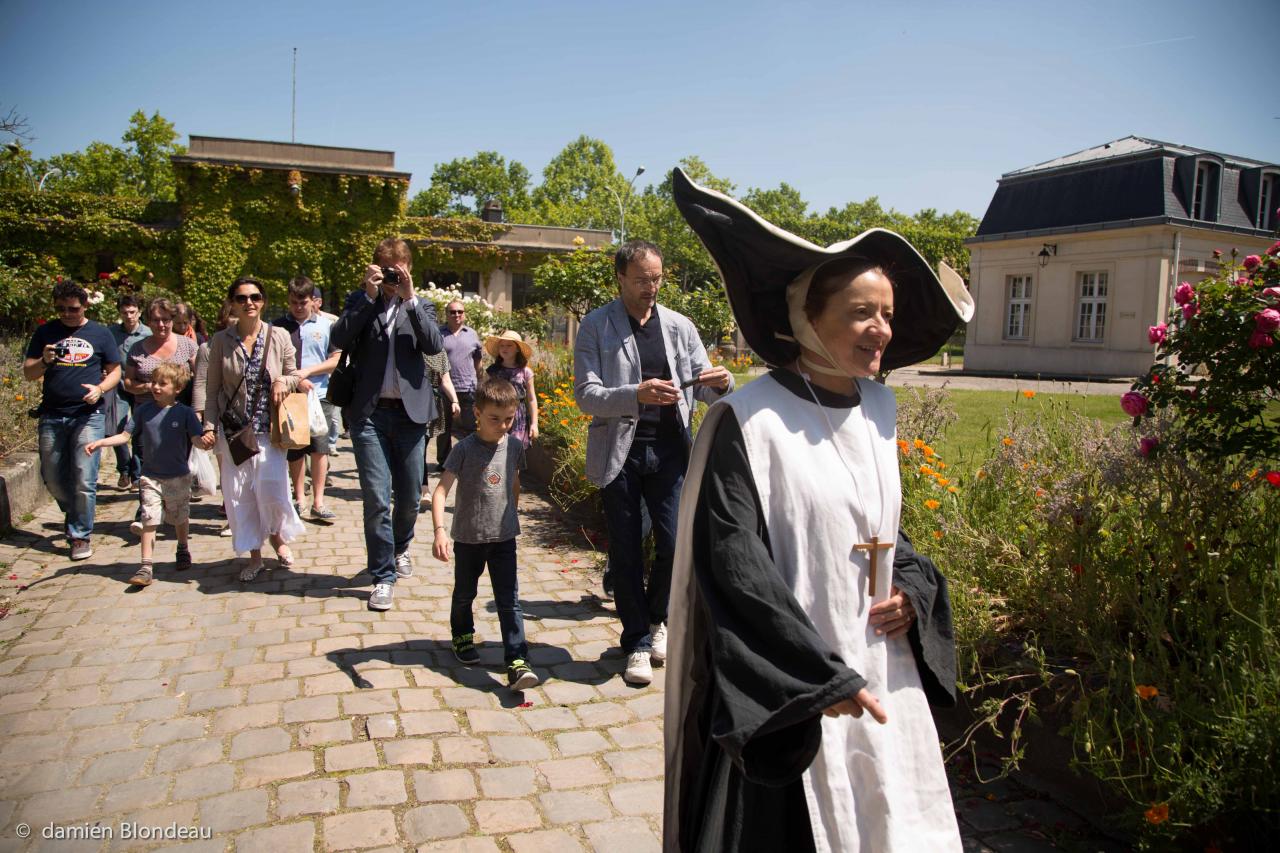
<box><xmin>194</xmin><ymin>277</ymin><xmax>304</xmax><ymax>581</ymax></box>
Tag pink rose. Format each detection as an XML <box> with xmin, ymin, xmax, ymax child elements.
<box><xmin>1249</xmin><ymin>330</ymin><xmax>1275</xmax><ymax>349</ymax></box>
<box><xmin>1138</xmin><ymin>437</ymin><xmax>1159</xmax><ymax>458</ymax></box>
<box><xmin>1212</xmin><ymin>249</ymin><xmax>1223</xmax><ymax>259</ymax></box>
<box><xmin>1236</xmin><ymin>276</ymin><xmax>1251</xmax><ymax>286</ymax></box>
<box><xmin>1121</xmin><ymin>391</ymin><xmax>1150</xmax><ymax>417</ymax></box>
<box><xmin>1244</xmin><ymin>255</ymin><xmax>1262</xmax><ymax>271</ymax></box>
<box><xmin>1268</xmin><ymin>240</ymin><xmax>1280</xmax><ymax>257</ymax></box>
<box><xmin>1174</xmin><ymin>282</ymin><xmax>1195</xmax><ymax>305</ymax></box>
<box><xmin>1256</xmin><ymin>308</ymin><xmax>1280</xmax><ymax>332</ymax></box>
<box><xmin>1147</xmin><ymin>324</ymin><xmax>1168</xmax><ymax>344</ymax></box>
<box><xmin>1182</xmin><ymin>303</ymin><xmax>1199</xmax><ymax>320</ymax></box>
<box><xmin>1263</xmin><ymin>286</ymin><xmax>1280</xmax><ymax>301</ymax></box>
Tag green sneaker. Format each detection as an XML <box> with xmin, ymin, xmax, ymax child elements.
<box><xmin>452</xmin><ymin>633</ymin><xmax>479</xmax><ymax>664</ymax></box>
<box><xmin>507</xmin><ymin>659</ymin><xmax>539</xmax><ymax>691</ymax></box>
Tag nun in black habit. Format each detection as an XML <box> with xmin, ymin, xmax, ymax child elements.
<box><xmin>663</xmin><ymin>168</ymin><xmax>975</xmax><ymax>852</ymax></box>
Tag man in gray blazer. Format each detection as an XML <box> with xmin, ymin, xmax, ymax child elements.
<box><xmin>574</xmin><ymin>240</ymin><xmax>733</xmax><ymax>684</ymax></box>
<box><xmin>331</xmin><ymin>238</ymin><xmax>443</xmax><ymax>612</ymax></box>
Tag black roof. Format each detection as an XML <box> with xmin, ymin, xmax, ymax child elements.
<box><xmin>972</xmin><ymin>136</ymin><xmax>1279</xmax><ymax>241</ymax></box>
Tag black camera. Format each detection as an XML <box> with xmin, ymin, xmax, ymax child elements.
<box><xmin>53</xmin><ymin>343</ymin><xmax>71</xmax><ymax>359</ymax></box>
<box><xmin>381</xmin><ymin>267</ymin><xmax>400</xmax><ymax>285</ymax></box>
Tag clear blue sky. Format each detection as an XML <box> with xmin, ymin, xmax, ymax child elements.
<box><xmin>2</xmin><ymin>0</ymin><xmax>1276</xmax><ymax>220</ymax></box>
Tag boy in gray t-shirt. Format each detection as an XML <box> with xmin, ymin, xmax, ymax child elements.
<box><xmin>432</xmin><ymin>378</ymin><xmax>538</xmax><ymax>690</ymax></box>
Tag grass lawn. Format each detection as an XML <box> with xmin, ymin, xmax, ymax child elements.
<box><xmin>894</xmin><ymin>387</ymin><xmax>1129</xmax><ymax>471</ymax></box>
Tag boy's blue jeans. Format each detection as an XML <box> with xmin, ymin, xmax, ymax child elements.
<box><xmin>450</xmin><ymin>538</ymin><xmax>528</xmax><ymax>664</ymax></box>
<box><xmin>38</xmin><ymin>411</ymin><xmax>105</xmax><ymax>540</ymax></box>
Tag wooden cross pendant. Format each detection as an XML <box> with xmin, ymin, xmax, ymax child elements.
<box><xmin>854</xmin><ymin>535</ymin><xmax>893</xmax><ymax>596</ymax></box>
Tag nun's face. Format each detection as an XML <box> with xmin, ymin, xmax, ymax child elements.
<box><xmin>811</xmin><ymin>269</ymin><xmax>894</xmax><ymax>377</ymax></box>
<box><xmin>618</xmin><ymin>251</ymin><xmax>663</xmax><ymax>317</ymax></box>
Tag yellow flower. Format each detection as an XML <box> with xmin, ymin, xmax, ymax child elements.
<box><xmin>923</xmin><ymin>499</ymin><xmax>941</xmax><ymax>510</ymax></box>
<box><xmin>1135</xmin><ymin>684</ymin><xmax>1158</xmax><ymax>700</ymax></box>
<box><xmin>1022</xmin><ymin>390</ymin><xmax>1035</xmax><ymax>399</ymax></box>
<box><xmin>1002</xmin><ymin>437</ymin><xmax>1014</xmax><ymax>446</ymax></box>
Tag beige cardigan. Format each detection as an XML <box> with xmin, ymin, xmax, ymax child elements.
<box><xmin>195</xmin><ymin>324</ymin><xmax>300</xmax><ymax>432</ymax></box>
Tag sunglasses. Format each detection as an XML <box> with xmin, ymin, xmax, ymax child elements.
<box><xmin>55</xmin><ymin>304</ymin><xmax>85</xmax><ymax>313</ymax></box>
<box><xmin>233</xmin><ymin>293</ymin><xmax>265</xmax><ymax>304</ymax></box>
<box><xmin>447</xmin><ymin>309</ymin><xmax>465</xmax><ymax>315</ymax></box>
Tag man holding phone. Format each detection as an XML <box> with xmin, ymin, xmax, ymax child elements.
<box><xmin>573</xmin><ymin>239</ymin><xmax>732</xmax><ymax>684</ymax></box>
<box><xmin>331</xmin><ymin>238</ymin><xmax>443</xmax><ymax>611</ymax></box>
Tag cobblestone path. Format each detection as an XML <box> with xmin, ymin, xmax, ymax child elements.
<box><xmin>0</xmin><ymin>441</ymin><xmax>1122</xmax><ymax>852</ymax></box>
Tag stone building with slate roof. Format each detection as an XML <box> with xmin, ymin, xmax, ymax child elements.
<box><xmin>963</xmin><ymin>137</ymin><xmax>1278</xmax><ymax>377</ymax></box>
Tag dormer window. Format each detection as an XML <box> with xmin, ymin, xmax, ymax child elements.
<box><xmin>1260</xmin><ymin>173</ymin><xmax>1277</xmax><ymax>232</ymax></box>
<box><xmin>1192</xmin><ymin>161</ymin><xmax>1220</xmax><ymax>221</ymax></box>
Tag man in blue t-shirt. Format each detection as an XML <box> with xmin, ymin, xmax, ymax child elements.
<box><xmin>22</xmin><ymin>280</ymin><xmax>123</xmax><ymax>560</ymax></box>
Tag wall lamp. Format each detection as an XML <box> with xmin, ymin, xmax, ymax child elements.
<box><xmin>1037</xmin><ymin>243</ymin><xmax>1058</xmax><ymax>268</ymax></box>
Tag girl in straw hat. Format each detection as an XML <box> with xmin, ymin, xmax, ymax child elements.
<box><xmin>484</xmin><ymin>330</ymin><xmax>538</xmax><ymax>448</ymax></box>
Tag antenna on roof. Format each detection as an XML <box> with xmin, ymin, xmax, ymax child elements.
<box><xmin>291</xmin><ymin>47</ymin><xmax>297</xmax><ymax>143</ymax></box>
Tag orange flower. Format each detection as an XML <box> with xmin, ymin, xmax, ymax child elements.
<box><xmin>897</xmin><ymin>439</ymin><xmax>910</xmax><ymax>455</ymax></box>
<box><xmin>923</xmin><ymin>499</ymin><xmax>941</xmax><ymax>510</ymax></box>
<box><xmin>913</xmin><ymin>439</ymin><xmax>925</xmax><ymax>449</ymax></box>
<box><xmin>947</xmin><ymin>486</ymin><xmax>959</xmax><ymax>494</ymax></box>
<box><xmin>1035</xmin><ymin>488</ymin><xmax>1046</xmax><ymax>498</ymax></box>
<box><xmin>976</xmin><ymin>469</ymin><xmax>987</xmax><ymax>480</ymax></box>
<box><xmin>1022</xmin><ymin>390</ymin><xmax>1036</xmax><ymax>399</ymax></box>
<box><xmin>936</xmin><ymin>461</ymin><xmax>947</xmax><ymax>470</ymax></box>
<box><xmin>936</xmin><ymin>477</ymin><xmax>950</xmax><ymax>487</ymax></box>
<box><xmin>931</xmin><ymin>530</ymin><xmax>943</xmax><ymax>540</ymax></box>
<box><xmin>1002</xmin><ymin>437</ymin><xmax>1014</xmax><ymax>447</ymax></box>
<box><xmin>14</xmin><ymin>394</ymin><xmax>23</xmax><ymax>402</ymax></box>
<box><xmin>918</xmin><ymin>464</ymin><xmax>934</xmax><ymax>476</ymax></box>
<box><xmin>1136</xmin><ymin>685</ymin><xmax>1159</xmax><ymax>700</ymax></box>
<box><xmin>1144</xmin><ymin>803</ymin><xmax>1169</xmax><ymax>824</ymax></box>
<box><xmin>922</xmin><ymin>445</ymin><xmax>935</xmax><ymax>458</ymax></box>
<box><xmin>559</xmin><ymin>419</ymin><xmax>568</xmax><ymax>426</ymax></box>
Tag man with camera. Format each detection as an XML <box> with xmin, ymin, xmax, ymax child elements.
<box><xmin>22</xmin><ymin>280</ymin><xmax>123</xmax><ymax>560</ymax></box>
<box><xmin>330</xmin><ymin>238</ymin><xmax>443</xmax><ymax>611</ymax></box>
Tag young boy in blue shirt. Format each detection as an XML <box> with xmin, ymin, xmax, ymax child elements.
<box><xmin>431</xmin><ymin>378</ymin><xmax>538</xmax><ymax>690</ymax></box>
<box><xmin>87</xmin><ymin>361</ymin><xmax>204</xmax><ymax>586</ymax></box>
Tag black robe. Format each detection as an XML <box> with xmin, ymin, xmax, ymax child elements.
<box><xmin>667</xmin><ymin>370</ymin><xmax>957</xmax><ymax>853</ymax></box>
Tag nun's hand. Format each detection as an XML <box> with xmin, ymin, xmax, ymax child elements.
<box><xmin>824</xmin><ymin>688</ymin><xmax>888</xmax><ymax>724</ymax></box>
<box><xmin>870</xmin><ymin>587</ymin><xmax>917</xmax><ymax>639</ymax></box>
<box><xmin>638</xmin><ymin>378</ymin><xmax>679</xmax><ymax>406</ymax></box>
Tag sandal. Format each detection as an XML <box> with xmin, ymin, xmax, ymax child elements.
<box><xmin>239</xmin><ymin>561</ymin><xmax>267</xmax><ymax>582</ymax></box>
<box><xmin>275</xmin><ymin>546</ymin><xmax>295</xmax><ymax>570</ymax></box>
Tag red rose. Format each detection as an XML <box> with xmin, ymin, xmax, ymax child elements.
<box><xmin>1244</xmin><ymin>255</ymin><xmax>1262</xmax><ymax>271</ymax></box>
<box><xmin>1266</xmin><ymin>471</ymin><xmax>1280</xmax><ymax>488</ymax></box>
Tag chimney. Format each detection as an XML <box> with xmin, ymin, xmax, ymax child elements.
<box><xmin>481</xmin><ymin>200</ymin><xmax>504</xmax><ymax>223</ymax></box>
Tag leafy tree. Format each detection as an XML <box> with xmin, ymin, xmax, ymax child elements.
<box><xmin>628</xmin><ymin>156</ymin><xmax>735</xmax><ymax>291</ymax></box>
<box><xmin>408</xmin><ymin>150</ymin><xmax>531</xmax><ymax>219</ymax></box>
<box><xmin>741</xmin><ymin>182</ymin><xmax>811</xmax><ymax>236</ymax></box>
<box><xmin>530</xmin><ymin>247</ymin><xmax>616</xmax><ymax>322</ymax></box>
<box><xmin>39</xmin><ymin>110</ymin><xmax>184</xmax><ymax>200</ymax></box>
<box><xmin>530</xmin><ymin>136</ymin><xmax>622</xmax><ymax>230</ymax></box>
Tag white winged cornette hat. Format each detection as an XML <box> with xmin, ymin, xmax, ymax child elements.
<box><xmin>671</xmin><ymin>167</ymin><xmax>974</xmax><ymax>371</ymax></box>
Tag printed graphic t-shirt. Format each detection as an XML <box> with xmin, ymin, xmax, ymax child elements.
<box><xmin>25</xmin><ymin>320</ymin><xmax>121</xmax><ymax>418</ymax></box>
<box><xmin>444</xmin><ymin>432</ymin><xmax>525</xmax><ymax>544</ymax></box>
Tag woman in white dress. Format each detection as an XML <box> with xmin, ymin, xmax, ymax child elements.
<box><xmin>664</xmin><ymin>168</ymin><xmax>974</xmax><ymax>852</ymax></box>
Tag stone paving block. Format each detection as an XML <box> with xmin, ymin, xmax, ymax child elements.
<box><xmin>538</xmin><ymin>756</ymin><xmax>611</xmax><ymax>790</ymax></box>
<box><xmin>582</xmin><ymin>818</ymin><xmax>661</xmax><ymax>853</ymax></box>
<box><xmin>541</xmin><ymin>681</ymin><xmax>599</xmax><ymax>705</ymax></box>
<box><xmin>18</xmin><ymin>785</ymin><xmax>102</xmax><ymax>826</ymax></box>
<box><xmin>401</xmin><ymin>710</ymin><xmax>460</xmax><ymax>735</ymax></box>
<box><xmin>344</xmin><ymin>769</ymin><xmax>409</xmax><ymax>807</ymax></box>
<box><xmin>440</xmin><ymin>686</ymin><xmax>498</xmax><ymax>709</ymax></box>
<box><xmin>555</xmin><ymin>730</ymin><xmax>612</xmax><ymax>756</ymax></box>
<box><xmin>303</xmin><ymin>670</ymin><xmax>358</xmax><ymax>696</ymax></box>
<box><xmin>956</xmin><ymin>798</ymin><xmax>1022</xmax><ymax>833</ymax></box>
<box><xmin>172</xmin><ymin>763</ymin><xmax>236</xmax><ymax>800</ymax></box>
<box><xmin>343</xmin><ymin>689</ymin><xmax>399</xmax><ymax>715</ymax></box>
<box><xmin>211</xmin><ymin>702</ymin><xmax>282</xmax><ymax>733</ymax></box>
<box><xmin>607</xmin><ymin>721</ymin><xmax>663</xmax><ymax>749</ymax></box>
<box><xmin>229</xmin><ymin>662</ymin><xmax>285</xmax><ymax>685</ymax></box>
<box><xmin>574</xmin><ymin>702</ymin><xmax>632</xmax><ymax>728</ymax></box>
<box><xmin>230</xmin><ymin>726</ymin><xmax>292</xmax><ymax>759</ymax></box>
<box><xmin>325</xmin><ymin>741</ymin><xmax>380</xmax><ymax>772</ymax></box>
<box><xmin>277</xmin><ymin>779</ymin><xmax>340</xmax><ymax>817</ymax></box>
<box><xmin>153</xmin><ymin>737</ymin><xmax>225</xmax><ymax>779</ymax></box>
<box><xmin>467</xmin><ymin>708</ymin><xmax>527</xmax><ymax>733</ymax></box>
<box><xmin>438</xmin><ymin>735</ymin><xmax>491</xmax><ymax>764</ymax></box>
<box><xmin>475</xmin><ymin>798</ymin><xmax>542</xmax><ymax>833</ymax></box>
<box><xmin>80</xmin><ymin>746</ymin><xmax>152</xmax><ymax>784</ymax></box>
<box><xmin>403</xmin><ymin>804</ymin><xmax>472</xmax><ymax>843</ymax></box>
<box><xmin>381</xmin><ymin>737</ymin><xmax>435</xmax><ymax>766</ymax></box>
<box><xmin>299</xmin><ymin>718</ymin><xmax>354</xmax><ymax>746</ymax></box>
<box><xmin>413</xmin><ymin>768</ymin><xmax>477</xmax><ymax>801</ymax></box>
<box><xmin>283</xmin><ymin>694</ymin><xmax>339</xmax><ymax>723</ymax></box>
<box><xmin>522</xmin><ymin>706</ymin><xmax>579</xmax><ymax>732</ymax></box>
<box><xmin>608</xmin><ymin>781</ymin><xmax>663</xmax><ymax>816</ymax></box>
<box><xmin>70</xmin><ymin>703</ymin><xmax>126</xmax><ymax>727</ymax></box>
<box><xmin>246</xmin><ymin>678</ymin><xmax>300</xmax><ymax>703</ymax></box>
<box><xmin>237</xmin><ymin>750</ymin><xmax>315</xmax><ymax>787</ymax></box>
<box><xmin>625</xmin><ymin>693</ymin><xmax>664</xmax><ymax>720</ymax></box>
<box><xmin>68</xmin><ymin>722</ymin><xmax>137</xmax><ymax>757</ymax></box>
<box><xmin>0</xmin><ymin>758</ymin><xmax>83</xmax><ymax>797</ymax></box>
<box><xmin>323</xmin><ymin>809</ymin><xmax>400</xmax><ymax>850</ymax></box>
<box><xmin>418</xmin><ymin>839</ymin><xmax>502</xmax><ymax>853</ymax></box>
<box><xmin>186</xmin><ymin>686</ymin><xmax>244</xmax><ymax>712</ymax></box>
<box><xmin>176</xmin><ymin>670</ymin><xmax>227</xmax><ymax>693</ymax></box>
<box><xmin>539</xmin><ymin>790</ymin><xmax>613</xmax><ymax>823</ymax></box>
<box><xmin>99</xmin><ymin>773</ymin><xmax>172</xmax><ymax>814</ymax></box>
<box><xmin>397</xmin><ymin>687</ymin><xmax>441</xmax><ymax>710</ymax></box>
<box><xmin>366</xmin><ymin>714</ymin><xmax>398</xmax><ymax>739</ymax></box>
<box><xmin>487</xmin><ymin>735</ymin><xmax>551</xmax><ymax>762</ymax></box>
<box><xmin>603</xmin><ymin>748</ymin><xmax>663</xmax><ymax>780</ymax></box>
<box><xmin>43</xmin><ymin>684</ymin><xmax>103</xmax><ymax>709</ymax></box>
<box><xmin>478</xmin><ymin>765</ymin><xmax>538</xmax><ymax>798</ymax></box>
<box><xmin>139</xmin><ymin>719</ymin><xmax>207</xmax><ymax>751</ymax></box>
<box><xmin>233</xmin><ymin>821</ymin><xmax>316</xmax><ymax>853</ymax></box>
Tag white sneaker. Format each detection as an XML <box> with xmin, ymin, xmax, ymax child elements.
<box><xmin>649</xmin><ymin>623</ymin><xmax>667</xmax><ymax>665</ymax></box>
<box><xmin>623</xmin><ymin>650</ymin><xmax>653</xmax><ymax>685</ymax></box>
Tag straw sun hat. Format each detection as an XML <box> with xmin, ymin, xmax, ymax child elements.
<box><xmin>484</xmin><ymin>330</ymin><xmax>533</xmax><ymax>361</ymax></box>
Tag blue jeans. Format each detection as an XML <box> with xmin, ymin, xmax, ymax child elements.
<box><xmin>107</xmin><ymin>393</ymin><xmax>140</xmax><ymax>479</ymax></box>
<box><xmin>451</xmin><ymin>538</ymin><xmax>528</xmax><ymax>663</ymax></box>
<box><xmin>601</xmin><ymin>439</ymin><xmax>685</xmax><ymax>653</ymax></box>
<box><xmin>39</xmin><ymin>411</ymin><xmax>105</xmax><ymax>540</ymax></box>
<box><xmin>351</xmin><ymin>405</ymin><xmax>426</xmax><ymax>584</ymax></box>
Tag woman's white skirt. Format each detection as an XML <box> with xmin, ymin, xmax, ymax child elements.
<box><xmin>217</xmin><ymin>433</ymin><xmax>304</xmax><ymax>555</ymax></box>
